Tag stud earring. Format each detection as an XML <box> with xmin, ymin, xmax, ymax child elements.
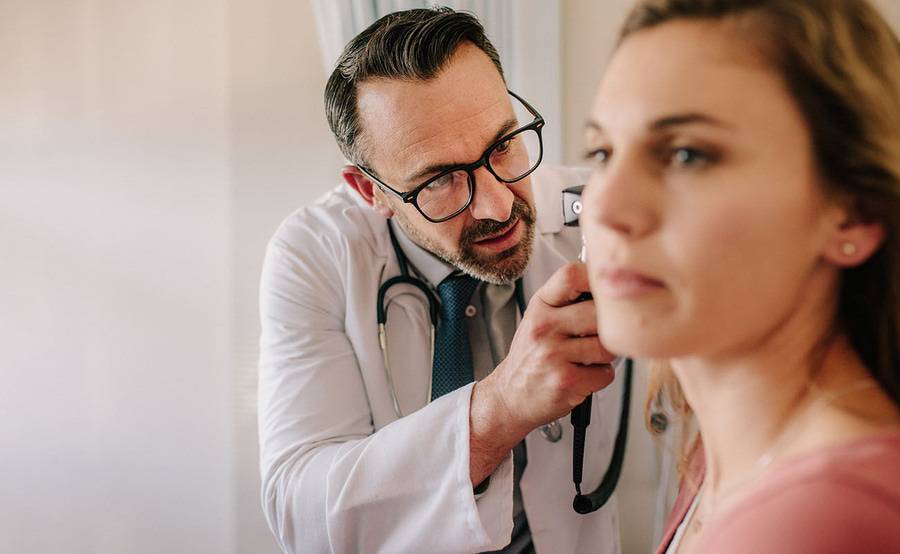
<box><xmin>840</xmin><ymin>242</ymin><xmax>858</xmax><ymax>256</ymax></box>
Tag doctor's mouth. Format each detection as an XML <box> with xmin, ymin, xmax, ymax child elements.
<box><xmin>472</xmin><ymin>218</ymin><xmax>523</xmax><ymax>252</ymax></box>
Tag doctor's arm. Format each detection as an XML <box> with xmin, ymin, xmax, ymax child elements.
<box><xmin>258</xmin><ymin>232</ymin><xmax>517</xmax><ymax>554</ymax></box>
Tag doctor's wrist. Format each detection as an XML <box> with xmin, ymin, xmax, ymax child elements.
<box><xmin>468</xmin><ymin>377</ymin><xmax>531</xmax><ymax>486</ymax></box>
<box><xmin>471</xmin><ymin>375</ymin><xmax>533</xmax><ymax>441</ymax></box>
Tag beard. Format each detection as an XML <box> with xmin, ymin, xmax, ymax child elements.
<box><xmin>393</xmin><ymin>197</ymin><xmax>537</xmax><ymax>285</ymax></box>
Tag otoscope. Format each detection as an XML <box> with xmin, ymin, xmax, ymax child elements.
<box><xmin>561</xmin><ymin>185</ymin><xmax>634</xmax><ymax>515</ymax></box>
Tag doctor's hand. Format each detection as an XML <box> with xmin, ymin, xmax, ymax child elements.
<box><xmin>489</xmin><ymin>261</ymin><xmax>616</xmax><ymax>430</ymax></box>
<box><xmin>468</xmin><ymin>262</ymin><xmax>616</xmax><ymax>487</ymax></box>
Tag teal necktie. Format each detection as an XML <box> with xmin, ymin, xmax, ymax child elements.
<box><xmin>431</xmin><ymin>275</ymin><xmax>479</xmax><ymax>400</ymax></box>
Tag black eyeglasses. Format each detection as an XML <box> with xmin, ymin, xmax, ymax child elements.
<box><xmin>358</xmin><ymin>90</ymin><xmax>544</xmax><ymax>223</ymax></box>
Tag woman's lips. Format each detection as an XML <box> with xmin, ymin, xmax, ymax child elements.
<box><xmin>473</xmin><ymin>219</ymin><xmax>522</xmax><ymax>251</ymax></box>
<box><xmin>595</xmin><ymin>268</ymin><xmax>666</xmax><ymax>299</ymax></box>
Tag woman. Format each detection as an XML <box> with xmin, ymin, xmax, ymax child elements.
<box><xmin>580</xmin><ymin>0</ymin><xmax>900</xmax><ymax>552</ymax></box>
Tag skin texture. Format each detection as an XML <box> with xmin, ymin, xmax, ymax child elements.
<box><xmin>582</xmin><ymin>20</ymin><xmax>898</xmax><ymax>552</ymax></box>
<box><xmin>342</xmin><ymin>43</ymin><xmax>616</xmax><ymax>488</ymax></box>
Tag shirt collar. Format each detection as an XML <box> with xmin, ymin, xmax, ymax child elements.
<box><xmin>389</xmin><ymin>218</ymin><xmax>457</xmax><ymax>288</ymax></box>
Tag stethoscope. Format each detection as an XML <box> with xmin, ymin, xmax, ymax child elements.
<box><xmin>377</xmin><ymin>220</ymin><xmax>632</xmax><ymax>514</ymax></box>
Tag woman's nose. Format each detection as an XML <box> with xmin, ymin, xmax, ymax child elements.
<box><xmin>584</xmin><ymin>158</ymin><xmax>658</xmax><ymax>239</ymax></box>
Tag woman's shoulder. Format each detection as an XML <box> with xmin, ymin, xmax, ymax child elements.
<box><xmin>701</xmin><ymin>432</ymin><xmax>900</xmax><ymax>553</ymax></box>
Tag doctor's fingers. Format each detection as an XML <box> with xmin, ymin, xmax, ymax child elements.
<box><xmin>562</xmin><ymin>363</ymin><xmax>617</xmax><ymax>399</ymax></box>
<box><xmin>519</xmin><ymin>297</ymin><xmax>596</xmax><ymax>341</ymax></box>
<box><xmin>559</xmin><ymin>335</ymin><xmax>617</xmax><ymax>366</ymax></box>
<box><xmin>535</xmin><ymin>262</ymin><xmax>590</xmax><ymax>308</ymax></box>
<box><xmin>554</xmin><ymin>299</ymin><xmax>599</xmax><ymax>337</ymax></box>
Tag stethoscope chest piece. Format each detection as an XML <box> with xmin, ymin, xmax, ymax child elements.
<box><xmin>650</xmin><ymin>411</ymin><xmax>669</xmax><ymax>433</ymax></box>
<box><xmin>540</xmin><ymin>420</ymin><xmax>563</xmax><ymax>443</ymax></box>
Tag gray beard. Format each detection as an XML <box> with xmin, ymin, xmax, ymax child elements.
<box><xmin>392</xmin><ymin>198</ymin><xmax>536</xmax><ymax>285</ymax></box>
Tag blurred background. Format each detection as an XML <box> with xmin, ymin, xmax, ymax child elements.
<box><xmin>3</xmin><ymin>1</ymin><xmax>898</xmax><ymax>553</ymax></box>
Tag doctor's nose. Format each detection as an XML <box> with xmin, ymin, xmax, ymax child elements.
<box><xmin>468</xmin><ymin>167</ymin><xmax>514</xmax><ymax>222</ymax></box>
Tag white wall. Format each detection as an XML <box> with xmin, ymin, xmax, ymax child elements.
<box><xmin>229</xmin><ymin>0</ymin><xmax>344</xmax><ymax>551</ymax></box>
<box><xmin>3</xmin><ymin>0</ymin><xmax>342</xmax><ymax>551</ymax></box>
<box><xmin>1</xmin><ymin>1</ymin><xmax>235</xmax><ymax>553</ymax></box>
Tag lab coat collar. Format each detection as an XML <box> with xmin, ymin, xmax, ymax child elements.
<box><xmin>388</xmin><ymin>218</ymin><xmax>456</xmax><ymax>288</ymax></box>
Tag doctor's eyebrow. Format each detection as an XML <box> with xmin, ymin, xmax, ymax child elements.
<box><xmin>585</xmin><ymin>113</ymin><xmax>735</xmax><ymax>134</ymax></box>
<box><xmin>405</xmin><ymin>117</ymin><xmax>519</xmax><ymax>183</ymax></box>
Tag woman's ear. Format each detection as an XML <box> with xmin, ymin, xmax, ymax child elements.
<box><xmin>342</xmin><ymin>165</ymin><xmax>394</xmax><ymax>219</ymax></box>
<box><xmin>822</xmin><ymin>213</ymin><xmax>885</xmax><ymax>267</ymax></box>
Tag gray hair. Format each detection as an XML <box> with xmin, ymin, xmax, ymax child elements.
<box><xmin>324</xmin><ymin>7</ymin><xmax>505</xmax><ymax>166</ymax></box>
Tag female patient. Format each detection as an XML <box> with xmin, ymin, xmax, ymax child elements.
<box><xmin>581</xmin><ymin>0</ymin><xmax>900</xmax><ymax>552</ymax></box>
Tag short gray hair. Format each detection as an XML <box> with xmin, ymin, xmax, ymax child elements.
<box><xmin>324</xmin><ymin>7</ymin><xmax>505</xmax><ymax>166</ymax></box>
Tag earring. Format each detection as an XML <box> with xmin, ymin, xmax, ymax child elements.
<box><xmin>840</xmin><ymin>242</ymin><xmax>858</xmax><ymax>256</ymax></box>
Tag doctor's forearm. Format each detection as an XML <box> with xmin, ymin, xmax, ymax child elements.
<box><xmin>468</xmin><ymin>377</ymin><xmax>531</xmax><ymax>486</ymax></box>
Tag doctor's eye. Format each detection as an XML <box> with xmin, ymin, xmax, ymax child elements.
<box><xmin>426</xmin><ymin>173</ymin><xmax>455</xmax><ymax>190</ymax></box>
<box><xmin>493</xmin><ymin>137</ymin><xmax>514</xmax><ymax>155</ymax></box>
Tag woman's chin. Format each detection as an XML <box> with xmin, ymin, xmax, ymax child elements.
<box><xmin>598</xmin><ymin>326</ymin><xmax>680</xmax><ymax>360</ymax></box>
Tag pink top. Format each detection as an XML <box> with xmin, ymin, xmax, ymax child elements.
<box><xmin>654</xmin><ymin>432</ymin><xmax>900</xmax><ymax>554</ymax></box>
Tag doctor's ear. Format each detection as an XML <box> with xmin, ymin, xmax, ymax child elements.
<box><xmin>342</xmin><ymin>165</ymin><xmax>394</xmax><ymax>219</ymax></box>
<box><xmin>822</xmin><ymin>213</ymin><xmax>885</xmax><ymax>268</ymax></box>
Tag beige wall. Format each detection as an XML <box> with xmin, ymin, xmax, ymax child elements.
<box><xmin>562</xmin><ymin>0</ymin><xmax>632</xmax><ymax>165</ymax></box>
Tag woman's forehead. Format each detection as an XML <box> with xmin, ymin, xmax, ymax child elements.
<box><xmin>592</xmin><ymin>20</ymin><xmax>791</xmax><ymax>135</ymax></box>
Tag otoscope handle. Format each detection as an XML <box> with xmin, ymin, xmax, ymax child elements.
<box><xmin>570</xmin><ymin>394</ymin><xmax>592</xmax><ymax>495</ymax></box>
<box><xmin>570</xmin><ymin>289</ymin><xmax>594</xmax><ymax>495</ymax></box>
<box><xmin>571</xmin><ymin>289</ymin><xmax>594</xmax><ymax>430</ymax></box>
<box><xmin>562</xmin><ymin>184</ymin><xmax>631</xmax><ymax>514</ymax></box>
<box><xmin>571</xmin><ymin>394</ymin><xmax>592</xmax><ymax>428</ymax></box>
<box><xmin>570</xmin><ymin>288</ymin><xmax>594</xmax><ymax>435</ymax></box>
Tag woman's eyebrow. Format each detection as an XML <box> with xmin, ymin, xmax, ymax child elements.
<box><xmin>585</xmin><ymin>113</ymin><xmax>735</xmax><ymax>135</ymax></box>
<box><xmin>585</xmin><ymin>119</ymin><xmax>604</xmax><ymax>134</ymax></box>
<box><xmin>650</xmin><ymin>113</ymin><xmax>735</xmax><ymax>131</ymax></box>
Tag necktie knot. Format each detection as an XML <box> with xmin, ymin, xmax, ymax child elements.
<box><xmin>437</xmin><ymin>275</ymin><xmax>479</xmax><ymax>321</ymax></box>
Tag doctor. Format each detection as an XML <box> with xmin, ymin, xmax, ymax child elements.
<box><xmin>258</xmin><ymin>7</ymin><xmax>622</xmax><ymax>553</ymax></box>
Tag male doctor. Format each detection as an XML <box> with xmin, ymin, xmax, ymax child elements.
<box><xmin>258</xmin><ymin>8</ymin><xmax>624</xmax><ymax>553</ymax></box>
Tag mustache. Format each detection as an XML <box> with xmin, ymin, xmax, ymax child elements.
<box><xmin>460</xmin><ymin>198</ymin><xmax>535</xmax><ymax>246</ymax></box>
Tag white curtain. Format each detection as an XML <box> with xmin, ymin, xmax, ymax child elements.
<box><xmin>311</xmin><ymin>0</ymin><xmax>563</xmax><ymax>164</ymax></box>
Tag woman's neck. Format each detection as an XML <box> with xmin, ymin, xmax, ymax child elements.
<box><xmin>672</xmin><ymin>339</ymin><xmax>813</xmax><ymax>497</ymax></box>
<box><xmin>670</xmin><ymin>316</ymin><xmax>890</xmax><ymax>503</ymax></box>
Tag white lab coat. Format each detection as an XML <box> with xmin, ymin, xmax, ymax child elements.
<box><xmin>258</xmin><ymin>165</ymin><xmax>623</xmax><ymax>553</ymax></box>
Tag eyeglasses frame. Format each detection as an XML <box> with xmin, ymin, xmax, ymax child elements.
<box><xmin>357</xmin><ymin>89</ymin><xmax>545</xmax><ymax>223</ymax></box>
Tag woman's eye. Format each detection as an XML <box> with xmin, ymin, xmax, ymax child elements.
<box><xmin>668</xmin><ymin>147</ymin><xmax>712</xmax><ymax>168</ymax></box>
<box><xmin>585</xmin><ymin>148</ymin><xmax>611</xmax><ymax>166</ymax></box>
